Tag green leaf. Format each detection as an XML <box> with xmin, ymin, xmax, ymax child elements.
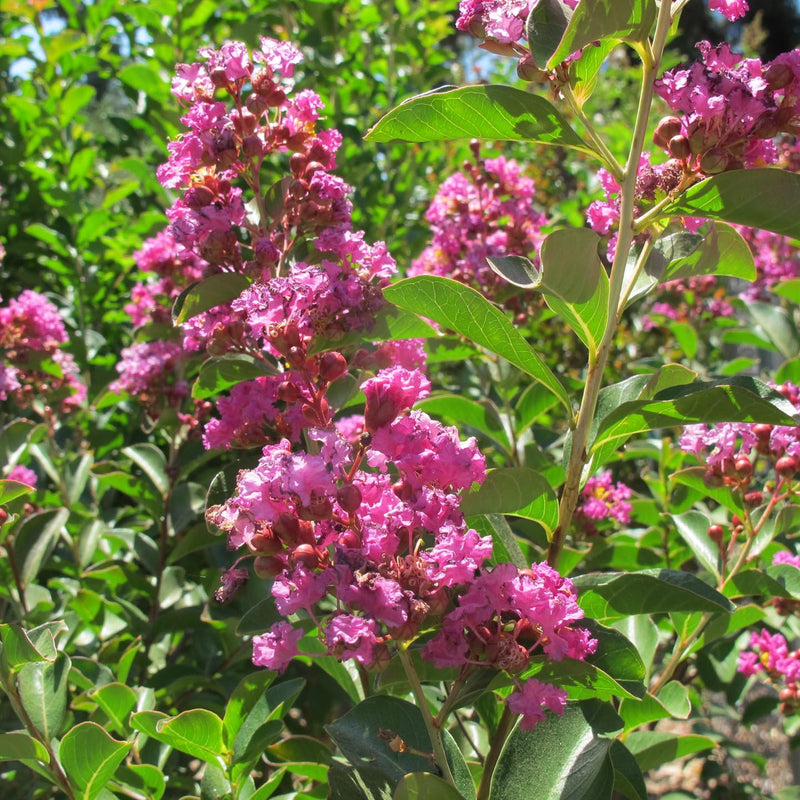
<box><xmin>0</xmin><ymin>621</ymin><xmax>62</xmax><ymax>670</ymax></box>
<box><xmin>13</xmin><ymin>508</ymin><xmax>69</xmax><ymax>585</ymax></box>
<box><xmin>489</xmin><ymin>703</ymin><xmax>616</xmax><ymax>800</ymax></box>
<box><xmin>666</xmin><ymin>170</ymin><xmax>800</xmax><ymax>239</ymax></box>
<box><xmin>625</xmin><ymin>731</ymin><xmax>716</xmax><ymax>772</ymax></box>
<box><xmin>590</xmin><ymin>377</ymin><xmax>798</xmax><ymax>467</ymax></box>
<box><xmin>548</xmin><ymin>0</ymin><xmax>656</xmax><ymax>68</ymax></box>
<box><xmin>539</xmin><ymin>228</ymin><xmax>609</xmax><ymax>356</ymax></box>
<box><xmin>526</xmin><ymin>0</ymin><xmax>575</xmax><ymax>68</ymax></box>
<box><xmin>579</xmin><ymin>620</ymin><xmax>646</xmax><ymax>700</ymax></box>
<box><xmin>384</xmin><ymin>276</ymin><xmax>570</xmax><ymax>412</ymax></box>
<box><xmin>365</xmin><ymin>85</ymin><xmax>590</xmax><ymax>154</ymax></box>
<box><xmin>223</xmin><ymin>670</ymin><xmax>277</xmax><ymax>748</ymax></box>
<box><xmin>173</xmin><ymin>273</ymin><xmax>250</xmax><ymax>325</ymax></box>
<box><xmin>310</xmin><ymin>303</ymin><xmax>438</xmax><ymax>355</ymax></box>
<box><xmin>618</xmin><ymin>682</ymin><xmax>690</xmax><ymax>733</ymax></box>
<box><xmin>670</xmin><ymin>467</ymin><xmax>744</xmax><ymax>517</ymax></box>
<box><xmin>671</xmin><ymin>511</ymin><xmax>720</xmax><ymax>580</ymax></box>
<box><xmin>569</xmin><ymin>40</ymin><xmax>618</xmax><ymax>107</ymax></box>
<box><xmin>121</xmin><ymin>443</ymin><xmax>168</xmax><ymax>496</ymax></box>
<box><xmin>0</xmin><ymin>479</ymin><xmax>34</xmax><ymax>505</ymax></box>
<box><xmin>748</xmin><ymin>301</ymin><xmax>800</xmax><ymax>360</ymax></box>
<box><xmin>628</xmin><ymin>223</ymin><xmax>755</xmax><ymax>304</ymax></box>
<box><xmin>131</xmin><ymin>709</ymin><xmax>226</xmax><ymax>765</ymax></box>
<box><xmin>766</xmin><ymin>563</ymin><xmax>800</xmax><ymax>598</ymax></box>
<box><xmin>609</xmin><ymin>740</ymin><xmax>647</xmax><ymax>800</ymax></box>
<box><xmin>89</xmin><ymin>682</ymin><xmax>138</xmax><ymax>736</ymax></box>
<box><xmin>488</xmin><ymin>229</ymin><xmax>609</xmax><ymax>355</ymax></box>
<box><xmin>327</xmin><ymin>696</ymin><xmax>472</xmax><ymax>799</ymax></box>
<box><xmin>192</xmin><ymin>355</ymin><xmax>277</xmax><ymax>399</ymax></box>
<box><xmin>468</xmin><ymin>514</ymin><xmax>528</xmax><ymax>570</ymax></box>
<box><xmin>394</xmin><ymin>772</ymin><xmax>466</xmax><ymax>800</ymax></box>
<box><xmin>574</xmin><ymin>569</ymin><xmax>732</xmax><ymax>622</ymax></box>
<box><xmin>460</xmin><ymin>467</ymin><xmax>558</xmax><ymax>538</ymax></box>
<box><xmin>610</xmin><ymin>616</ymin><xmax>658</xmax><ymax>679</ymax></box>
<box><xmin>0</xmin><ymin>731</ymin><xmax>50</xmax><ymax>764</ymax></box>
<box><xmin>18</xmin><ymin>652</ymin><xmax>71</xmax><ymax>741</ymax></box>
<box><xmin>59</xmin><ymin>721</ymin><xmax>132</xmax><ymax>800</ymax></box>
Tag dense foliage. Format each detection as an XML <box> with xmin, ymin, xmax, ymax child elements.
<box><xmin>4</xmin><ymin>1</ymin><xmax>800</xmax><ymax>799</ymax></box>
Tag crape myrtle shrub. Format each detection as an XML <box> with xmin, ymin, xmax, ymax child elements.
<box><xmin>5</xmin><ymin>1</ymin><xmax>800</xmax><ymax>799</ymax></box>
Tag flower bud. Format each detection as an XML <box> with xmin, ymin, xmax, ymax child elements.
<box><xmin>517</xmin><ymin>53</ymin><xmax>546</xmax><ymax>82</ymax></box>
<box><xmin>699</xmin><ymin>148</ymin><xmax>729</xmax><ymax>175</ymax></box>
<box><xmin>654</xmin><ymin>116</ymin><xmax>683</xmax><ymax>148</ymax></box>
<box><xmin>254</xmin><ymin>555</ymin><xmax>286</xmax><ymax>578</ymax></box>
<box><xmin>290</xmin><ymin>543</ymin><xmax>320</xmax><ymax>569</ymax></box>
<box><xmin>776</xmin><ymin>455</ymin><xmax>798</xmax><ymax>479</ymax></box>
<box><xmin>241</xmin><ymin>134</ymin><xmax>263</xmax><ymax>159</ymax></box>
<box><xmin>319</xmin><ymin>351</ymin><xmax>348</xmax><ymax>383</ymax></box>
<box><xmin>210</xmin><ymin>66</ymin><xmax>229</xmax><ymax>87</ymax></box>
<box><xmin>668</xmin><ymin>135</ymin><xmax>691</xmax><ymax>160</ymax></box>
<box><xmin>337</xmin><ymin>483</ymin><xmax>363</xmax><ymax>514</ymax></box>
<box><xmin>707</xmin><ymin>524</ymin><xmax>725</xmax><ymax>544</ymax></box>
<box><xmin>765</xmin><ymin>62</ymin><xmax>794</xmax><ymax>91</ymax></box>
<box><xmin>734</xmin><ymin>456</ymin><xmax>753</xmax><ymax>480</ymax></box>
<box><xmin>338</xmin><ymin>529</ymin><xmax>361</xmax><ymax>549</ymax></box>
<box><xmin>744</xmin><ymin>490</ymin><xmax>763</xmax><ymax>508</ymax></box>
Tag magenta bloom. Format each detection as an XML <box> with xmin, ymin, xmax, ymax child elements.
<box><xmin>252</xmin><ymin>621</ymin><xmax>304</xmax><ymax>672</ymax></box>
<box><xmin>508</xmin><ymin>678</ymin><xmax>568</xmax><ymax>730</ymax></box>
<box><xmin>7</xmin><ymin>465</ymin><xmax>37</xmax><ymax>489</ymax></box>
<box><xmin>709</xmin><ymin>0</ymin><xmax>749</xmax><ymax>21</ymax></box>
<box><xmin>362</xmin><ymin>367</ymin><xmax>431</xmax><ymax>432</ymax></box>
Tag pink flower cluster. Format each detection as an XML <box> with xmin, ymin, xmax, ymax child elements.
<box><xmin>208</xmin><ymin>362</ymin><xmax>594</xmax><ymax>729</ymax></box>
<box><xmin>410</xmin><ymin>150</ymin><xmax>546</xmax><ymax>310</ymax></box>
<box><xmin>773</xmin><ymin>551</ymin><xmax>800</xmax><ymax>569</ymax></box>
<box><xmin>0</xmin><ymin>290</ymin><xmax>85</xmax><ymax>415</ymax></box>
<box><xmin>456</xmin><ymin>0</ymin><xmax>577</xmax><ymax>60</ymax></box>
<box><xmin>423</xmin><ymin>561</ymin><xmax>595</xmax><ymax>729</ymax></box>
<box><xmin>138</xmin><ymin>37</ymin><xmax>598</xmax><ymax>732</ymax></box>
<box><xmin>680</xmin><ymin>383</ymin><xmax>800</xmax><ymax>496</ymax></box>
<box><xmin>111</xmin><ymin>229</ymin><xmax>211</xmax><ymax>424</ymax></box>
<box><xmin>574</xmin><ymin>470</ymin><xmax>632</xmax><ymax>536</ymax></box>
<box><xmin>738</xmin><ymin>629</ymin><xmax>800</xmax><ymax>713</ymax></box>
<box><xmin>654</xmin><ymin>41</ymin><xmax>800</xmax><ymax>176</ymax></box>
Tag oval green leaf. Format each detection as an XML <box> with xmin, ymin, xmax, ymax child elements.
<box><xmin>366</xmin><ymin>85</ymin><xmax>590</xmax><ymax>154</ymax></box>
<box><xmin>384</xmin><ymin>276</ymin><xmax>571</xmax><ymax>412</ymax></box>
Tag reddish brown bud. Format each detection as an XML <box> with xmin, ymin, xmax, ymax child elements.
<box><xmin>734</xmin><ymin>456</ymin><xmax>753</xmax><ymax>479</ymax></box>
<box><xmin>290</xmin><ymin>543</ymin><xmax>320</xmax><ymax>569</ymax></box>
<box><xmin>776</xmin><ymin>455</ymin><xmax>798</xmax><ymax>479</ymax></box>
<box><xmin>703</xmin><ymin>469</ymin><xmax>724</xmax><ymax>488</ymax></box>
<box><xmin>337</xmin><ymin>484</ymin><xmax>363</xmax><ymax>515</ymax></box>
<box><xmin>707</xmin><ymin>524</ymin><xmax>725</xmax><ymax>544</ymax></box>
<box><xmin>744</xmin><ymin>491</ymin><xmax>763</xmax><ymax>508</ymax></box>
<box><xmin>277</xmin><ymin>380</ymin><xmax>302</xmax><ymax>404</ymax></box>
<box><xmin>319</xmin><ymin>351</ymin><xmax>348</xmax><ymax>383</ymax></box>
<box><xmin>765</xmin><ymin>62</ymin><xmax>794</xmax><ymax>91</ymax></box>
<box><xmin>241</xmin><ymin>134</ymin><xmax>263</xmax><ymax>159</ymax></box>
<box><xmin>210</xmin><ymin>66</ymin><xmax>229</xmax><ymax>87</ymax></box>
<box><xmin>250</xmin><ymin>531</ymin><xmax>282</xmax><ymax>556</ymax></box>
<box><xmin>254</xmin><ymin>555</ymin><xmax>285</xmax><ymax>578</ymax></box>
<box><xmin>338</xmin><ymin>529</ymin><xmax>361</xmax><ymax>549</ymax></box>
<box><xmin>654</xmin><ymin>116</ymin><xmax>683</xmax><ymax>148</ymax></box>
<box><xmin>668</xmin><ymin>135</ymin><xmax>691</xmax><ymax>160</ymax></box>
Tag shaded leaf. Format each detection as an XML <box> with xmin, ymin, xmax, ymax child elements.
<box><xmin>461</xmin><ymin>467</ymin><xmax>558</xmax><ymax>537</ymax></box>
<box><xmin>173</xmin><ymin>273</ymin><xmax>250</xmax><ymax>324</ymax></box>
<box><xmin>666</xmin><ymin>170</ymin><xmax>800</xmax><ymax>239</ymax></box>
